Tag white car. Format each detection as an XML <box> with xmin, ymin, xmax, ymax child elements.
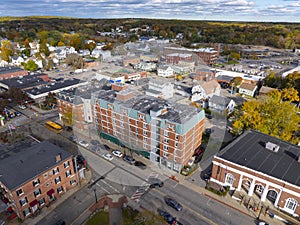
<box><xmin>102</xmin><ymin>153</ymin><xmax>113</xmax><ymax>161</ymax></box>
<box><xmin>18</xmin><ymin>105</ymin><xmax>26</xmax><ymax>110</ymax></box>
<box><xmin>112</xmin><ymin>150</ymin><xmax>123</xmax><ymax>158</ymax></box>
<box><xmin>79</xmin><ymin>140</ymin><xmax>89</xmax><ymax>148</ymax></box>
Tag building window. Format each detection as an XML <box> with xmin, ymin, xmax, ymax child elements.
<box><xmin>167</xmin><ymin>124</ymin><xmax>175</xmax><ymax>130</ymax></box>
<box><xmin>65</xmin><ymin>170</ymin><xmax>71</xmax><ymax>177</ymax></box>
<box><xmin>225</xmin><ymin>173</ymin><xmax>234</xmax><ymax>186</ymax></box>
<box><xmin>164</xmin><ymin>138</ymin><xmax>169</xmax><ymax>144</ymax></box>
<box><xmin>38</xmin><ymin>198</ymin><xmax>45</xmax><ymax>206</ymax></box>
<box><xmin>143</xmin><ymin>143</ymin><xmax>147</xmax><ymax>149</ymax></box>
<box><xmin>143</xmin><ymin>137</ymin><xmax>148</xmax><ymax>142</ymax></box>
<box><xmin>143</xmin><ymin>130</ymin><xmax>148</xmax><ymax>136</ymax></box>
<box><xmin>23</xmin><ymin>207</ymin><xmax>31</xmax><ymax>217</ymax></box>
<box><xmin>44</xmin><ymin>173</ymin><xmax>48</xmax><ymax>178</ymax></box>
<box><xmin>164</xmin><ymin>130</ymin><xmax>169</xmax><ymax>137</ymax></box>
<box><xmin>175</xmin><ymin>135</ymin><xmax>179</xmax><ymax>141</ymax></box>
<box><xmin>138</xmin><ymin>114</ymin><xmax>145</xmax><ymax>120</ymax></box>
<box><xmin>16</xmin><ymin>188</ymin><xmax>23</xmax><ymax>196</ymax></box>
<box><xmin>284</xmin><ymin>198</ymin><xmax>298</xmax><ymax>213</ymax></box>
<box><xmin>64</xmin><ymin>161</ymin><xmax>70</xmax><ymax>168</ymax></box>
<box><xmin>256</xmin><ymin>184</ymin><xmax>264</xmax><ymax>193</ymax></box>
<box><xmin>163</xmin><ymin>152</ymin><xmax>169</xmax><ymax>157</ymax></box>
<box><xmin>55</xmin><ymin>176</ymin><xmax>61</xmax><ymax>184</ymax></box>
<box><xmin>164</xmin><ymin>145</ymin><xmax>168</xmax><ymax>151</ymax></box>
<box><xmin>70</xmin><ymin>180</ymin><xmax>76</xmax><ymax>186</ymax></box>
<box><xmin>19</xmin><ymin>197</ymin><xmax>28</xmax><ymax>207</ymax></box>
<box><xmin>34</xmin><ymin>189</ymin><xmax>41</xmax><ymax>197</ymax></box>
<box><xmin>32</xmin><ymin>179</ymin><xmax>40</xmax><ymax>187</ymax></box>
<box><xmin>175</xmin><ymin>142</ymin><xmax>178</xmax><ymax>148</ymax></box>
<box><xmin>57</xmin><ymin>186</ymin><xmax>63</xmax><ymax>194</ymax></box>
<box><xmin>143</xmin><ymin>123</ymin><xmax>147</xmax><ymax>129</ymax></box>
<box><xmin>53</xmin><ymin>168</ymin><xmax>59</xmax><ymax>175</ymax></box>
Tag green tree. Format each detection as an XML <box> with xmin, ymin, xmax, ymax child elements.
<box><xmin>39</xmin><ymin>41</ymin><xmax>50</xmax><ymax>56</ymax></box>
<box><xmin>24</xmin><ymin>60</ymin><xmax>38</xmax><ymax>72</ymax></box>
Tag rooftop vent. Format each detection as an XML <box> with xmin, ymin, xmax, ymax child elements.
<box><xmin>265</xmin><ymin>142</ymin><xmax>280</xmax><ymax>153</ymax></box>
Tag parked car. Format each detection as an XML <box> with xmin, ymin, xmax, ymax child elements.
<box><xmin>18</xmin><ymin>105</ymin><xmax>26</xmax><ymax>110</ymax></box>
<box><xmin>123</xmin><ymin>155</ymin><xmax>135</xmax><ymax>164</ymax></box>
<box><xmin>76</xmin><ymin>155</ymin><xmax>85</xmax><ymax>164</ymax></box>
<box><xmin>14</xmin><ymin>111</ymin><xmax>21</xmax><ymax>117</ymax></box>
<box><xmin>112</xmin><ymin>150</ymin><xmax>123</xmax><ymax>158</ymax></box>
<box><xmin>102</xmin><ymin>153</ymin><xmax>113</xmax><ymax>161</ymax></box>
<box><xmin>54</xmin><ymin>219</ymin><xmax>66</xmax><ymax>225</ymax></box>
<box><xmin>79</xmin><ymin>140</ymin><xmax>89</xmax><ymax>148</ymax></box>
<box><xmin>148</xmin><ymin>178</ymin><xmax>164</xmax><ymax>188</ymax></box>
<box><xmin>69</xmin><ymin>135</ymin><xmax>78</xmax><ymax>142</ymax></box>
<box><xmin>157</xmin><ymin>208</ymin><xmax>177</xmax><ymax>225</ymax></box>
<box><xmin>91</xmin><ymin>140</ymin><xmax>100</xmax><ymax>146</ymax></box>
<box><xmin>65</xmin><ymin>126</ymin><xmax>73</xmax><ymax>131</ymax></box>
<box><xmin>164</xmin><ymin>197</ymin><xmax>183</xmax><ymax>211</ymax></box>
<box><xmin>134</xmin><ymin>161</ymin><xmax>147</xmax><ymax>169</ymax></box>
<box><xmin>103</xmin><ymin>144</ymin><xmax>110</xmax><ymax>150</ymax></box>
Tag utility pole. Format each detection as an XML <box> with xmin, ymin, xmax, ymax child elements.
<box><xmin>93</xmin><ymin>189</ymin><xmax>98</xmax><ymax>203</ymax></box>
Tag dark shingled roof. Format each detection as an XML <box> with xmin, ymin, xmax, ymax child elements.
<box><xmin>0</xmin><ymin>141</ymin><xmax>72</xmax><ymax>190</ymax></box>
<box><xmin>217</xmin><ymin>130</ymin><xmax>300</xmax><ymax>186</ymax></box>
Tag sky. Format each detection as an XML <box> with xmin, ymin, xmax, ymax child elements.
<box><xmin>1</xmin><ymin>0</ymin><xmax>300</xmax><ymax>23</ymax></box>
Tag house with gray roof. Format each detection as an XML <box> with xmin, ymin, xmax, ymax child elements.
<box><xmin>209</xmin><ymin>95</ymin><xmax>235</xmax><ymax>114</ymax></box>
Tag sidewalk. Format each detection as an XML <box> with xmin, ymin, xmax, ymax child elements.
<box><xmin>5</xmin><ymin>169</ymin><xmax>92</xmax><ymax>225</ymax></box>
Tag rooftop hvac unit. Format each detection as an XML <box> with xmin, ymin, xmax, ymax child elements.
<box><xmin>265</xmin><ymin>142</ymin><xmax>280</xmax><ymax>153</ymax></box>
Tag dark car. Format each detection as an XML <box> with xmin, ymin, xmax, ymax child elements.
<box><xmin>123</xmin><ymin>155</ymin><xmax>135</xmax><ymax>164</ymax></box>
<box><xmin>14</xmin><ymin>111</ymin><xmax>21</xmax><ymax>117</ymax></box>
<box><xmin>134</xmin><ymin>161</ymin><xmax>147</xmax><ymax>169</ymax></box>
<box><xmin>69</xmin><ymin>135</ymin><xmax>78</xmax><ymax>142</ymax></box>
<box><xmin>148</xmin><ymin>178</ymin><xmax>164</xmax><ymax>188</ymax></box>
<box><xmin>76</xmin><ymin>155</ymin><xmax>85</xmax><ymax>164</ymax></box>
<box><xmin>65</xmin><ymin>126</ymin><xmax>73</xmax><ymax>131</ymax></box>
<box><xmin>164</xmin><ymin>197</ymin><xmax>183</xmax><ymax>211</ymax></box>
<box><xmin>91</xmin><ymin>140</ymin><xmax>101</xmax><ymax>146</ymax></box>
<box><xmin>157</xmin><ymin>208</ymin><xmax>177</xmax><ymax>225</ymax></box>
<box><xmin>54</xmin><ymin>219</ymin><xmax>66</xmax><ymax>225</ymax></box>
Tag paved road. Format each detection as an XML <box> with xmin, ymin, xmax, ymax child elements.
<box><xmin>36</xmin><ymin>140</ymin><xmax>255</xmax><ymax>225</ymax></box>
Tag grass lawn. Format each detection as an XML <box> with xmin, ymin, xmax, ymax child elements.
<box><xmin>85</xmin><ymin>211</ymin><xmax>109</xmax><ymax>225</ymax></box>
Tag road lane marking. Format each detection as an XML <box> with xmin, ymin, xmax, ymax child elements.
<box><xmin>96</xmin><ymin>183</ymin><xmax>109</xmax><ymax>193</ymax></box>
<box><xmin>153</xmin><ymin>189</ymin><xmax>217</xmax><ymax>225</ymax></box>
<box><xmin>101</xmin><ymin>180</ymin><xmax>120</xmax><ymax>193</ymax></box>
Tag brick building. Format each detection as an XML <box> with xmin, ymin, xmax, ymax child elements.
<box><xmin>164</xmin><ymin>47</ymin><xmax>219</xmax><ymax>66</ymax></box>
<box><xmin>0</xmin><ymin>66</ymin><xmax>28</xmax><ymax>80</ymax></box>
<box><xmin>165</xmin><ymin>53</ymin><xmax>193</xmax><ymax>64</ymax></box>
<box><xmin>92</xmin><ymin>86</ymin><xmax>205</xmax><ymax>172</ymax></box>
<box><xmin>211</xmin><ymin>130</ymin><xmax>300</xmax><ymax>217</ymax></box>
<box><xmin>0</xmin><ymin>141</ymin><xmax>77</xmax><ymax>220</ymax></box>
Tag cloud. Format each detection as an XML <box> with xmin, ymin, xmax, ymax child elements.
<box><xmin>1</xmin><ymin>0</ymin><xmax>299</xmax><ymax>22</ymax></box>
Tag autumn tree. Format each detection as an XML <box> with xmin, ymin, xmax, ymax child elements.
<box><xmin>281</xmin><ymin>87</ymin><xmax>299</xmax><ymax>102</ymax></box>
<box><xmin>66</xmin><ymin>53</ymin><xmax>85</xmax><ymax>69</ymax></box>
<box><xmin>233</xmin><ymin>95</ymin><xmax>300</xmax><ymax>143</ymax></box>
<box><xmin>39</xmin><ymin>41</ymin><xmax>50</xmax><ymax>57</ymax></box>
<box><xmin>1</xmin><ymin>40</ymin><xmax>14</xmax><ymax>62</ymax></box>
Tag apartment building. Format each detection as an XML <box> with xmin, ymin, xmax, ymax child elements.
<box><xmin>92</xmin><ymin>86</ymin><xmax>205</xmax><ymax>172</ymax></box>
<box><xmin>0</xmin><ymin>141</ymin><xmax>77</xmax><ymax>220</ymax></box>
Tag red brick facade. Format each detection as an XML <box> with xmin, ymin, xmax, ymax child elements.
<box><xmin>211</xmin><ymin>157</ymin><xmax>300</xmax><ymax>216</ymax></box>
<box><xmin>1</xmin><ymin>156</ymin><xmax>77</xmax><ymax>220</ymax></box>
<box><xmin>0</xmin><ymin>68</ymin><xmax>28</xmax><ymax>80</ymax></box>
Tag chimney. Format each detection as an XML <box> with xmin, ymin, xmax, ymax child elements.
<box><xmin>56</xmin><ymin>153</ymin><xmax>61</xmax><ymax>163</ymax></box>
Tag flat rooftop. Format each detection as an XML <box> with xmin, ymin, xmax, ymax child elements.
<box><xmin>0</xmin><ymin>66</ymin><xmax>26</xmax><ymax>75</ymax></box>
<box><xmin>217</xmin><ymin>130</ymin><xmax>300</xmax><ymax>186</ymax></box>
<box><xmin>0</xmin><ymin>74</ymin><xmax>47</xmax><ymax>89</ymax></box>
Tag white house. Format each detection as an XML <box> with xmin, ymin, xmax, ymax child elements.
<box><xmin>10</xmin><ymin>56</ymin><xmax>24</xmax><ymax>66</ymax></box>
<box><xmin>209</xmin><ymin>95</ymin><xmax>236</xmax><ymax>114</ymax></box>
<box><xmin>238</xmin><ymin>82</ymin><xmax>257</xmax><ymax>97</ymax></box>
<box><xmin>146</xmin><ymin>78</ymin><xmax>174</xmax><ymax>99</ymax></box>
<box><xmin>157</xmin><ymin>65</ymin><xmax>174</xmax><ymax>78</ymax></box>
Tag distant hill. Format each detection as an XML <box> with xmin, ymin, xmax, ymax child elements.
<box><xmin>0</xmin><ymin>17</ymin><xmax>299</xmax><ymax>49</ymax></box>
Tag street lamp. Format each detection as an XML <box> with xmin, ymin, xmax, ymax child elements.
<box><xmin>257</xmin><ymin>205</ymin><xmax>263</xmax><ymax>220</ymax></box>
<box><xmin>93</xmin><ymin>189</ymin><xmax>98</xmax><ymax>203</ymax></box>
